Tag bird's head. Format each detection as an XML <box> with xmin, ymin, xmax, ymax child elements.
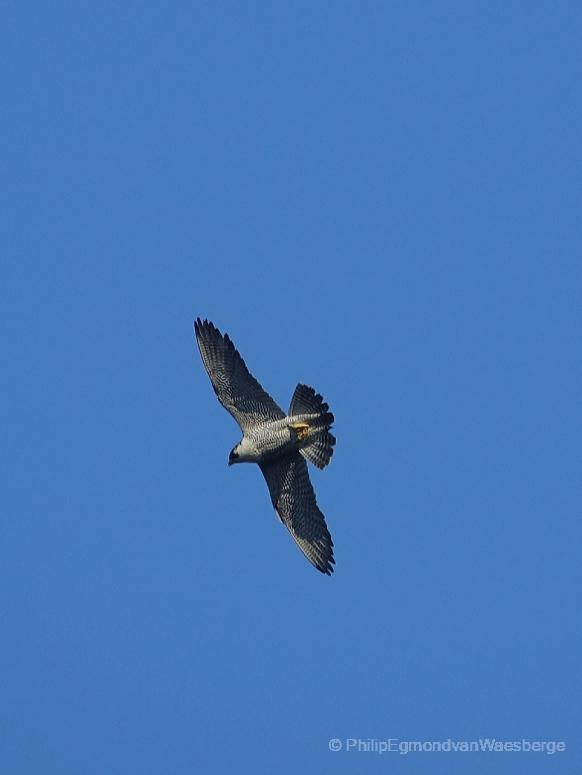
<box><xmin>228</xmin><ymin>445</ymin><xmax>240</xmax><ymax>466</ymax></box>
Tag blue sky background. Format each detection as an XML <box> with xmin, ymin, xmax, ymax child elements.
<box><xmin>1</xmin><ymin>3</ymin><xmax>581</xmax><ymax>773</ymax></box>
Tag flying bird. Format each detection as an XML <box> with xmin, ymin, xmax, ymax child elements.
<box><xmin>194</xmin><ymin>318</ymin><xmax>336</xmax><ymax>575</ymax></box>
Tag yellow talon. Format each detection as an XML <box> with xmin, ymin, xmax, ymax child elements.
<box><xmin>291</xmin><ymin>422</ymin><xmax>310</xmax><ymax>441</ymax></box>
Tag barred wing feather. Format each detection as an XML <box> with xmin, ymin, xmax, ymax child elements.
<box><xmin>194</xmin><ymin>318</ymin><xmax>284</xmax><ymax>432</ymax></box>
<box><xmin>260</xmin><ymin>454</ymin><xmax>335</xmax><ymax>575</ymax></box>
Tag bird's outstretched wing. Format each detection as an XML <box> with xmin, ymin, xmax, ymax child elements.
<box><xmin>194</xmin><ymin>318</ymin><xmax>285</xmax><ymax>432</ymax></box>
<box><xmin>260</xmin><ymin>453</ymin><xmax>335</xmax><ymax>575</ymax></box>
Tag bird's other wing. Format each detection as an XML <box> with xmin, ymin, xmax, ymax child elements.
<box><xmin>260</xmin><ymin>453</ymin><xmax>335</xmax><ymax>575</ymax></box>
<box><xmin>194</xmin><ymin>318</ymin><xmax>285</xmax><ymax>432</ymax></box>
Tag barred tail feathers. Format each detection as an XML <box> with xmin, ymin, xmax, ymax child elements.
<box><xmin>289</xmin><ymin>384</ymin><xmax>336</xmax><ymax>469</ymax></box>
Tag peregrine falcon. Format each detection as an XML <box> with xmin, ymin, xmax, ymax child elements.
<box><xmin>194</xmin><ymin>318</ymin><xmax>336</xmax><ymax>575</ymax></box>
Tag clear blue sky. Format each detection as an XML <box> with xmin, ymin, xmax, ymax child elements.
<box><xmin>2</xmin><ymin>3</ymin><xmax>581</xmax><ymax>773</ymax></box>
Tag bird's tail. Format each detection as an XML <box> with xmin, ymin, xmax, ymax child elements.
<box><xmin>289</xmin><ymin>384</ymin><xmax>335</xmax><ymax>470</ymax></box>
